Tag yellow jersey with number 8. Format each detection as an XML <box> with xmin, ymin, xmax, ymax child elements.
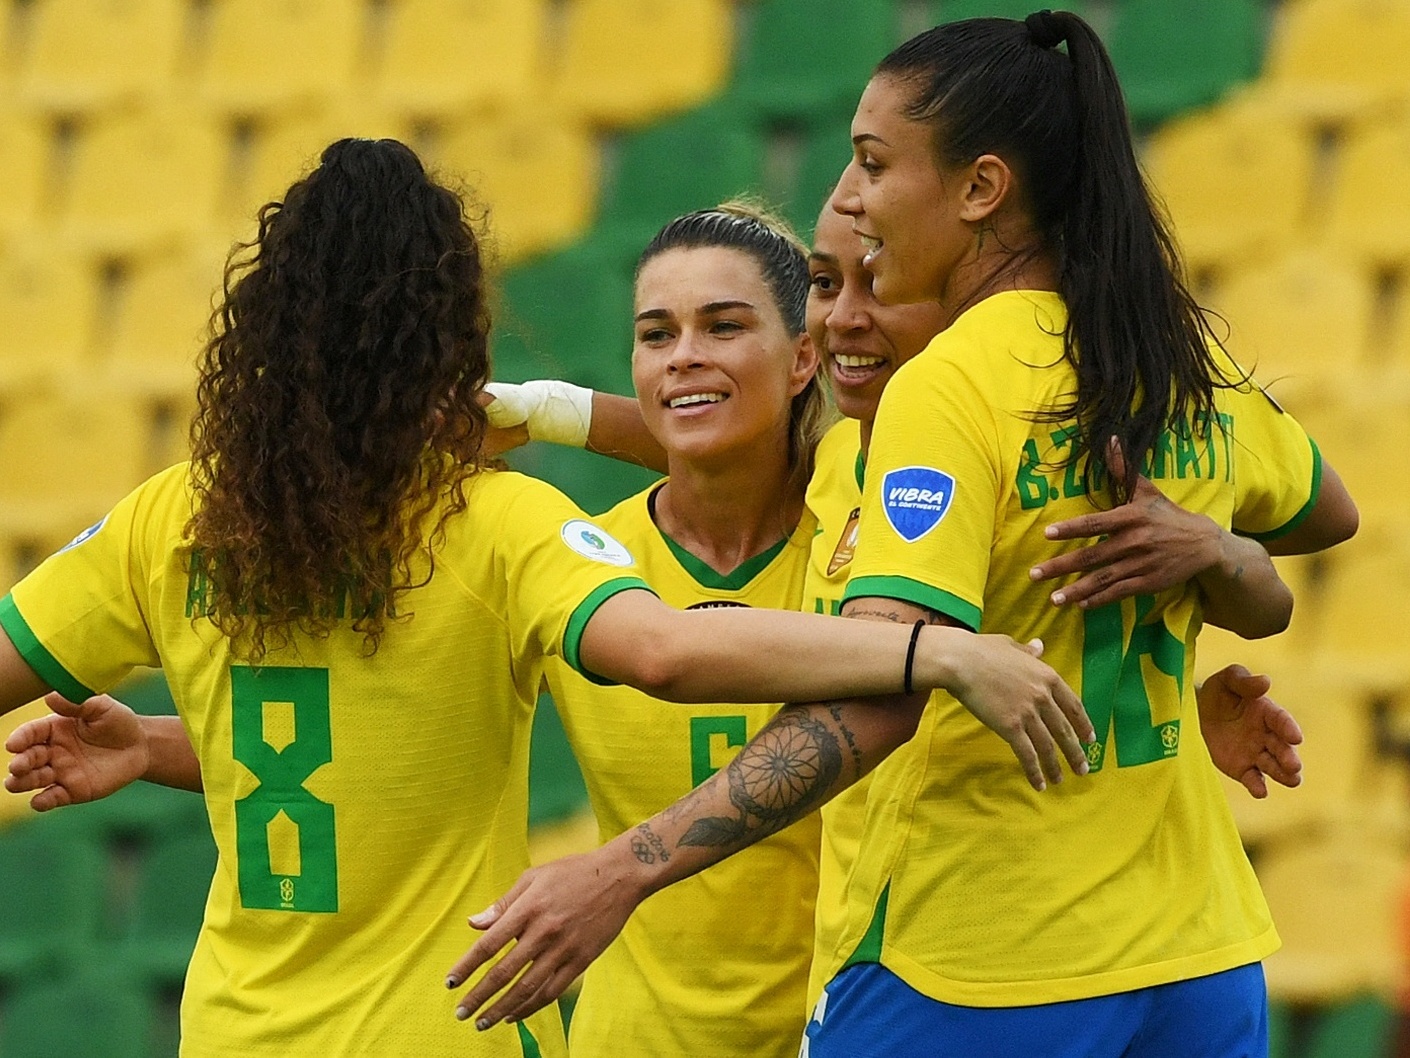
<box><xmin>0</xmin><ymin>463</ymin><xmax>653</xmax><ymax>1058</ymax></box>
<box><xmin>830</xmin><ymin>290</ymin><xmax>1319</xmax><ymax>1006</ymax></box>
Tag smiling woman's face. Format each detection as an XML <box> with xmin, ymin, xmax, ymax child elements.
<box><xmin>632</xmin><ymin>246</ymin><xmax>814</xmax><ymax>469</ymax></box>
<box><xmin>807</xmin><ymin>208</ymin><xmax>947</xmax><ymax>425</ymax></box>
<box><xmin>830</xmin><ymin>73</ymin><xmax>973</xmax><ymax>307</ymax></box>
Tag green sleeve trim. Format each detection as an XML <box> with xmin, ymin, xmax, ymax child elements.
<box><xmin>563</xmin><ymin>577</ymin><xmax>656</xmax><ymax>686</ymax></box>
<box><xmin>657</xmin><ymin>529</ymin><xmax>790</xmax><ymax>591</ymax></box>
<box><xmin>842</xmin><ymin>575</ymin><xmax>982</xmax><ymax>632</ymax></box>
<box><xmin>1239</xmin><ymin>436</ymin><xmax>1323</xmax><ymax>543</ymax></box>
<box><xmin>842</xmin><ymin>881</ymin><xmax>890</xmax><ymax>970</ymax></box>
<box><xmin>0</xmin><ymin>594</ymin><xmax>96</xmax><ymax>702</ymax></box>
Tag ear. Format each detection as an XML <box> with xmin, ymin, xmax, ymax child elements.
<box><xmin>788</xmin><ymin>331</ymin><xmax>820</xmax><ymax>397</ymax></box>
<box><xmin>956</xmin><ymin>153</ymin><xmax>1014</xmax><ymax>224</ymax></box>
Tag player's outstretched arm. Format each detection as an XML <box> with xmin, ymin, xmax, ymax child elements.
<box><xmin>448</xmin><ymin>601</ymin><xmax>1095</xmax><ymax>1029</ymax></box>
<box><xmin>1197</xmin><ymin>664</ymin><xmax>1302</xmax><ymax>799</ymax></box>
<box><xmin>483</xmin><ymin>381</ymin><xmax>667</xmax><ymax>471</ymax></box>
<box><xmin>5</xmin><ymin>692</ymin><xmax>202</xmax><ymax>806</ymax></box>
<box><xmin>1032</xmin><ymin>445</ymin><xmax>1292</xmax><ymax>639</ymax></box>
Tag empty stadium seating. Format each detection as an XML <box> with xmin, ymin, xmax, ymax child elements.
<box><xmin>1266</xmin><ymin>0</ymin><xmax>1410</xmax><ymax>111</ymax></box>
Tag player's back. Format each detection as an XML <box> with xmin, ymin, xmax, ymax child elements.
<box><xmin>5</xmin><ymin>463</ymin><xmax>652</xmax><ymax>1057</ymax></box>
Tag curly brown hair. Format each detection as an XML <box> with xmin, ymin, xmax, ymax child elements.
<box><xmin>187</xmin><ymin>138</ymin><xmax>491</xmax><ymax>659</ymax></box>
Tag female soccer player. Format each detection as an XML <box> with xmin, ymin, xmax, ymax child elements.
<box><xmin>442</xmin><ymin>14</ymin><xmax>1359</xmax><ymax>1054</ymax></box>
<box><xmin>0</xmin><ymin>138</ymin><xmax>1088</xmax><ymax>1057</ymax></box>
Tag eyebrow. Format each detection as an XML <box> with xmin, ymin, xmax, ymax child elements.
<box><xmin>634</xmin><ymin>300</ymin><xmax>757</xmax><ymax>324</ymax></box>
<box><xmin>852</xmin><ymin>133</ymin><xmax>889</xmax><ymax>147</ymax></box>
<box><xmin>809</xmin><ymin>252</ymin><xmax>840</xmax><ymax>267</ymax></box>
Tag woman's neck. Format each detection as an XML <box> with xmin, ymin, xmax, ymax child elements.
<box><xmin>937</xmin><ymin>226</ymin><xmax>1060</xmax><ymax>331</ymax></box>
<box><xmin>654</xmin><ymin>436</ymin><xmax>804</xmax><ymax>577</ymax></box>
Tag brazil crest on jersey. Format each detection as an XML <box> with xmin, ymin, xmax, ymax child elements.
<box><xmin>829</xmin><ymin>290</ymin><xmax>1319</xmax><ymax>1006</ymax></box>
<box><xmin>546</xmin><ymin>482</ymin><xmax>820</xmax><ymax>1058</ymax></box>
<box><xmin>0</xmin><ymin>464</ymin><xmax>652</xmax><ymax>1057</ymax></box>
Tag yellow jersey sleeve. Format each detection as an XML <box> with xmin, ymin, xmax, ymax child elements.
<box><xmin>485</xmin><ymin>475</ymin><xmax>653</xmax><ymax>684</ymax></box>
<box><xmin>1219</xmin><ymin>361</ymin><xmax>1321</xmax><ymax>540</ymax></box>
<box><xmin>1</xmin><ymin>466</ymin><xmax>181</xmax><ymax>699</ymax></box>
<box><xmin>842</xmin><ymin>351</ymin><xmax>999</xmax><ymax>630</ymax></box>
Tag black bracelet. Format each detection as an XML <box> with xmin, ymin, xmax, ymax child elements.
<box><xmin>904</xmin><ymin>619</ymin><xmax>926</xmax><ymax>696</ymax></box>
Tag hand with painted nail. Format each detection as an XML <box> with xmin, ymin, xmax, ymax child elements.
<box><xmin>1030</xmin><ymin>443</ymin><xmax>1225</xmax><ymax>611</ymax></box>
<box><xmin>445</xmin><ymin>846</ymin><xmax>644</xmax><ymax>1032</ymax></box>
<box><xmin>1197</xmin><ymin>664</ymin><xmax>1303</xmax><ymax>798</ymax></box>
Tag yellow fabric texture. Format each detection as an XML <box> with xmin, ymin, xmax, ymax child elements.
<box><xmin>548</xmin><ymin>483</ymin><xmax>820</xmax><ymax>1058</ymax></box>
<box><xmin>2</xmin><ymin>463</ymin><xmax>654</xmax><ymax>1057</ymax></box>
<box><xmin>830</xmin><ymin>291</ymin><xmax>1318</xmax><ymax>1006</ymax></box>
<box><xmin>800</xmin><ymin>417</ymin><xmax>872</xmax><ymax>1011</ymax></box>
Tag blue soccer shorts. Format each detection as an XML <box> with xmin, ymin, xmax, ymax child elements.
<box><xmin>801</xmin><ymin>960</ymin><xmax>1267</xmax><ymax>1058</ymax></box>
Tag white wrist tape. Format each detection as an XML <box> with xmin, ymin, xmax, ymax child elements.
<box><xmin>483</xmin><ymin>380</ymin><xmax>593</xmax><ymax>448</ymax></box>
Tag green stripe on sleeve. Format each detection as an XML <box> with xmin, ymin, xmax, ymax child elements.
<box><xmin>843</xmin><ymin>575</ymin><xmax>983</xmax><ymax>632</ymax></box>
<box><xmin>1240</xmin><ymin>436</ymin><xmax>1323</xmax><ymax>543</ymax></box>
<box><xmin>563</xmin><ymin>577</ymin><xmax>657</xmax><ymax>686</ymax></box>
<box><xmin>0</xmin><ymin>594</ymin><xmax>97</xmax><ymax>702</ymax></box>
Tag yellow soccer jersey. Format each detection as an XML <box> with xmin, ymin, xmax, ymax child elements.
<box><xmin>0</xmin><ymin>463</ymin><xmax>654</xmax><ymax>1058</ymax></box>
<box><xmin>827</xmin><ymin>290</ymin><xmax>1318</xmax><ymax>1006</ymax></box>
<box><xmin>546</xmin><ymin>483</ymin><xmax>820</xmax><ymax>1058</ymax></box>
<box><xmin>801</xmin><ymin>418</ymin><xmax>872</xmax><ymax>1009</ymax></box>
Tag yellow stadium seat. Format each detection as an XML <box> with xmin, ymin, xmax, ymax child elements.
<box><xmin>107</xmin><ymin>240</ymin><xmax>227</xmax><ymax>395</ymax></box>
<box><xmin>1206</xmin><ymin>248</ymin><xmax>1376</xmax><ymax>388</ymax></box>
<box><xmin>376</xmin><ymin>0</ymin><xmax>548</xmax><ymax>115</ymax></box>
<box><xmin>223</xmin><ymin>107</ymin><xmax>415</xmax><ymax>226</ymax></box>
<box><xmin>1266</xmin><ymin>0</ymin><xmax>1410</xmax><ymax>109</ymax></box>
<box><xmin>1325</xmin><ymin>115</ymin><xmax>1410</xmax><ymax>268</ymax></box>
<box><xmin>60</xmin><ymin>105</ymin><xmax>224</xmax><ymax>254</ymax></box>
<box><xmin>552</xmin><ymin>0</ymin><xmax>732</xmax><ymax>126</ymax></box>
<box><xmin>0</xmin><ymin>106</ymin><xmax>50</xmax><ymax>236</ymax></box>
<box><xmin>17</xmin><ymin>0</ymin><xmax>186</xmax><ymax>110</ymax></box>
<box><xmin>0</xmin><ymin>244</ymin><xmax>95</xmax><ymax>389</ymax></box>
<box><xmin>198</xmin><ymin>0</ymin><xmax>363</xmax><ymax>112</ymax></box>
<box><xmin>1143</xmin><ymin>95</ymin><xmax>1316</xmax><ymax>271</ymax></box>
<box><xmin>1257</xmin><ymin>820</ymin><xmax>1407</xmax><ymax>1003</ymax></box>
<box><xmin>434</xmin><ymin>107</ymin><xmax>597</xmax><ymax>263</ymax></box>
<box><xmin>0</xmin><ymin>392</ymin><xmax>150</xmax><ymax>538</ymax></box>
<box><xmin>1315</xmin><ymin>526</ymin><xmax>1410</xmax><ymax>687</ymax></box>
<box><xmin>1296</xmin><ymin>394</ymin><xmax>1410</xmax><ymax>534</ymax></box>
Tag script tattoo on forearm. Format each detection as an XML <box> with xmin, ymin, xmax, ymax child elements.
<box><xmin>677</xmin><ymin>706</ymin><xmax>844</xmax><ymax>851</ymax></box>
<box><xmin>828</xmin><ymin>704</ymin><xmax>864</xmax><ymax>780</ymax></box>
<box><xmin>631</xmin><ymin>823</ymin><xmax>671</xmax><ymax>864</ymax></box>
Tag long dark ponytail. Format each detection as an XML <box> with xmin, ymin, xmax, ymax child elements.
<box><xmin>877</xmin><ymin>11</ymin><xmax>1224</xmax><ymax>500</ymax></box>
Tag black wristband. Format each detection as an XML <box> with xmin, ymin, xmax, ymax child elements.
<box><xmin>904</xmin><ymin>619</ymin><xmax>926</xmax><ymax>696</ymax></box>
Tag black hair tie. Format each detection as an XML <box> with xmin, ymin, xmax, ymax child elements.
<box><xmin>1025</xmin><ymin>9</ymin><xmax>1065</xmax><ymax>49</ymax></box>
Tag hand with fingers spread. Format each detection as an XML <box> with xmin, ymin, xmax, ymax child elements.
<box><xmin>1031</xmin><ymin>442</ymin><xmax>1292</xmax><ymax>639</ymax></box>
<box><xmin>4</xmin><ymin>692</ymin><xmax>149</xmax><ymax>811</ymax></box>
<box><xmin>942</xmin><ymin>633</ymin><xmax>1094</xmax><ymax>791</ymax></box>
<box><xmin>1197</xmin><ymin>664</ymin><xmax>1303</xmax><ymax>798</ymax></box>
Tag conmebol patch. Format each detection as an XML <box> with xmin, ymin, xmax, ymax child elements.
<box><xmin>880</xmin><ymin>467</ymin><xmax>955</xmax><ymax>543</ymax></box>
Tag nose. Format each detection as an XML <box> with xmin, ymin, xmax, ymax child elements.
<box><xmin>827</xmin><ymin>281</ymin><xmax>872</xmax><ymax>336</ymax></box>
<box><xmin>830</xmin><ymin>162</ymin><xmax>863</xmax><ymax>218</ymax></box>
<box><xmin>666</xmin><ymin>329</ymin><xmax>708</xmax><ymax>373</ymax></box>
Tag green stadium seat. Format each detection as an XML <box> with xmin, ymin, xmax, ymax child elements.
<box><xmin>734</xmin><ymin>0</ymin><xmax>899</xmax><ymax>119</ymax></box>
<box><xmin>17</xmin><ymin>0</ymin><xmax>185</xmax><ymax>111</ymax></box>
<box><xmin>376</xmin><ymin>0</ymin><xmax>549</xmax><ymax>115</ymax></box>
<box><xmin>785</xmin><ymin>105</ymin><xmax>855</xmax><ymax>235</ymax></box>
<box><xmin>60</xmin><ymin>105</ymin><xmax>225</xmax><ymax>254</ymax></box>
<box><xmin>553</xmin><ymin>0</ymin><xmax>732</xmax><ymax>126</ymax></box>
<box><xmin>598</xmin><ymin>101</ymin><xmax>765</xmax><ymax>238</ymax></box>
<box><xmin>435</xmin><ymin>105</ymin><xmax>598</xmax><ymax>265</ymax></box>
<box><xmin>528</xmin><ymin>695</ymin><xmax>590</xmax><ymax>828</ymax></box>
<box><xmin>197</xmin><ymin>0</ymin><xmax>362</xmax><ymax>112</ymax></box>
<box><xmin>0</xmin><ymin>972</ymin><xmax>155</xmax><ymax>1058</ymax></box>
<box><xmin>0</xmin><ymin>825</ymin><xmax>108</xmax><ymax>981</ymax></box>
<box><xmin>121</xmin><ymin>828</ymin><xmax>216</xmax><ymax>985</ymax></box>
<box><xmin>929</xmin><ymin>0</ymin><xmax>1089</xmax><ymax>22</ymax></box>
<box><xmin>1270</xmin><ymin>996</ymin><xmax>1397</xmax><ymax>1058</ymax></box>
<box><xmin>1107</xmin><ymin>0</ymin><xmax>1264</xmax><ymax>126</ymax></box>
